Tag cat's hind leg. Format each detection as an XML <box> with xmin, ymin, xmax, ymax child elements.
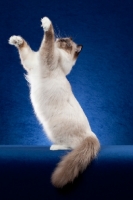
<box><xmin>50</xmin><ymin>144</ymin><xmax>72</xmax><ymax>151</ymax></box>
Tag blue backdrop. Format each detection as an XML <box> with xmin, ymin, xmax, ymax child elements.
<box><xmin>0</xmin><ymin>0</ymin><xmax>133</xmax><ymax>145</ymax></box>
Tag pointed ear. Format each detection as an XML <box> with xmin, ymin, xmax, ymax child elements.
<box><xmin>76</xmin><ymin>45</ymin><xmax>83</xmax><ymax>53</ymax></box>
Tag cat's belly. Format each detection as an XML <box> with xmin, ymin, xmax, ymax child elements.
<box><xmin>30</xmin><ymin>81</ymin><xmax>92</xmax><ymax>143</ymax></box>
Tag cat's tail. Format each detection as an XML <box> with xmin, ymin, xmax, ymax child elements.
<box><xmin>51</xmin><ymin>135</ymin><xmax>100</xmax><ymax>188</ymax></box>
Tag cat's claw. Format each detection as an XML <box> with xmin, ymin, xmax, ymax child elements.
<box><xmin>9</xmin><ymin>36</ymin><xmax>24</xmax><ymax>47</ymax></box>
<box><xmin>41</xmin><ymin>17</ymin><xmax>51</xmax><ymax>32</ymax></box>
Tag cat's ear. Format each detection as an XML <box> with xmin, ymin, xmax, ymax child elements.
<box><xmin>76</xmin><ymin>45</ymin><xmax>83</xmax><ymax>53</ymax></box>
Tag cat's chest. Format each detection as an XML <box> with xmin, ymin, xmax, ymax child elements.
<box><xmin>30</xmin><ymin>78</ymin><xmax>70</xmax><ymax>107</ymax></box>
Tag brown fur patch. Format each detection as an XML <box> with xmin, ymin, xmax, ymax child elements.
<box><xmin>74</xmin><ymin>45</ymin><xmax>83</xmax><ymax>59</ymax></box>
<box><xmin>39</xmin><ymin>23</ymin><xmax>55</xmax><ymax>68</ymax></box>
<box><xmin>18</xmin><ymin>39</ymin><xmax>27</xmax><ymax>49</ymax></box>
<box><xmin>45</xmin><ymin>24</ymin><xmax>55</xmax><ymax>41</ymax></box>
<box><xmin>56</xmin><ymin>38</ymin><xmax>73</xmax><ymax>54</ymax></box>
<box><xmin>18</xmin><ymin>40</ymin><xmax>32</xmax><ymax>64</ymax></box>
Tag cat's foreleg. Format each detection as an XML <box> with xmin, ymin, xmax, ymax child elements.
<box><xmin>9</xmin><ymin>35</ymin><xmax>35</xmax><ymax>72</ymax></box>
<box><xmin>39</xmin><ymin>17</ymin><xmax>56</xmax><ymax>68</ymax></box>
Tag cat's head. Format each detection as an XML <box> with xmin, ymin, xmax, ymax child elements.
<box><xmin>55</xmin><ymin>37</ymin><xmax>82</xmax><ymax>75</ymax></box>
<box><xmin>56</xmin><ymin>37</ymin><xmax>82</xmax><ymax>60</ymax></box>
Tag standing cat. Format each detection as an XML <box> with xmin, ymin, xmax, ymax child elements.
<box><xmin>9</xmin><ymin>17</ymin><xmax>100</xmax><ymax>188</ymax></box>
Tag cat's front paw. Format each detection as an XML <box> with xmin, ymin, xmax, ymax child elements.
<box><xmin>9</xmin><ymin>35</ymin><xmax>24</xmax><ymax>47</ymax></box>
<box><xmin>41</xmin><ymin>17</ymin><xmax>51</xmax><ymax>32</ymax></box>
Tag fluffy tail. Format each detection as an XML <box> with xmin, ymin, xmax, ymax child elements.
<box><xmin>51</xmin><ymin>135</ymin><xmax>100</xmax><ymax>188</ymax></box>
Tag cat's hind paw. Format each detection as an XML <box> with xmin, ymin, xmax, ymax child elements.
<box><xmin>9</xmin><ymin>35</ymin><xmax>24</xmax><ymax>47</ymax></box>
<box><xmin>41</xmin><ymin>17</ymin><xmax>51</xmax><ymax>32</ymax></box>
<box><xmin>50</xmin><ymin>144</ymin><xmax>71</xmax><ymax>150</ymax></box>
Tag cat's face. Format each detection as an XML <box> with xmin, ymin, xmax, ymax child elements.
<box><xmin>56</xmin><ymin>38</ymin><xmax>82</xmax><ymax>60</ymax></box>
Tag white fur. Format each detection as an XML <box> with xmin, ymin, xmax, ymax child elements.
<box><xmin>41</xmin><ymin>17</ymin><xmax>51</xmax><ymax>31</ymax></box>
<box><xmin>27</xmin><ymin>55</ymin><xmax>95</xmax><ymax>149</ymax></box>
<box><xmin>9</xmin><ymin>36</ymin><xmax>23</xmax><ymax>47</ymax></box>
<box><xmin>50</xmin><ymin>144</ymin><xmax>71</xmax><ymax>150</ymax></box>
<box><xmin>9</xmin><ymin>17</ymin><xmax>97</xmax><ymax>151</ymax></box>
<box><xmin>58</xmin><ymin>49</ymin><xmax>76</xmax><ymax>75</ymax></box>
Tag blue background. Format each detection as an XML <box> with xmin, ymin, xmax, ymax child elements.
<box><xmin>0</xmin><ymin>0</ymin><xmax>133</xmax><ymax>145</ymax></box>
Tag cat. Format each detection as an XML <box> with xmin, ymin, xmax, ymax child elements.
<box><xmin>9</xmin><ymin>17</ymin><xmax>100</xmax><ymax>188</ymax></box>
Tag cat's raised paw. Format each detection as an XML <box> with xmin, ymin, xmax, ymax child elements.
<box><xmin>41</xmin><ymin>17</ymin><xmax>51</xmax><ymax>32</ymax></box>
<box><xmin>9</xmin><ymin>36</ymin><xmax>24</xmax><ymax>47</ymax></box>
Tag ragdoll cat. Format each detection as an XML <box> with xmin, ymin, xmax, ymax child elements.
<box><xmin>9</xmin><ymin>17</ymin><xmax>100</xmax><ymax>188</ymax></box>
